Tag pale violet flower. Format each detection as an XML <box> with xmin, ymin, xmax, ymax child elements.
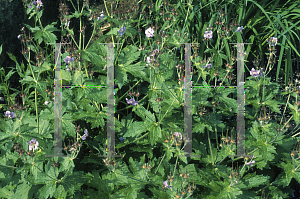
<box><xmin>204</xmin><ymin>31</ymin><xmax>213</xmax><ymax>39</ymax></box>
<box><xmin>118</xmin><ymin>27</ymin><xmax>126</xmax><ymax>36</ymax></box>
<box><xmin>45</xmin><ymin>101</ymin><xmax>49</xmax><ymax>105</ymax></box>
<box><xmin>204</xmin><ymin>63</ymin><xmax>213</xmax><ymax>68</ymax></box>
<box><xmin>236</xmin><ymin>26</ymin><xmax>244</xmax><ymax>32</ymax></box>
<box><xmin>98</xmin><ymin>14</ymin><xmax>104</xmax><ymax>21</ymax></box>
<box><xmin>267</xmin><ymin>37</ymin><xmax>277</xmax><ymax>46</ymax></box>
<box><xmin>162</xmin><ymin>180</ymin><xmax>172</xmax><ymax>190</ymax></box>
<box><xmin>250</xmin><ymin>68</ymin><xmax>260</xmax><ymax>77</ymax></box>
<box><xmin>63</xmin><ymin>56</ymin><xmax>74</xmax><ymax>64</ymax></box>
<box><xmin>84</xmin><ymin>129</ymin><xmax>88</xmax><ymax>136</ymax></box>
<box><xmin>82</xmin><ymin>129</ymin><xmax>89</xmax><ymax>140</ymax></box>
<box><xmin>126</xmin><ymin>98</ymin><xmax>138</xmax><ymax>106</ymax></box>
<box><xmin>151</xmin><ymin>49</ymin><xmax>159</xmax><ymax>56</ymax></box>
<box><xmin>174</xmin><ymin>132</ymin><xmax>182</xmax><ymax>142</ymax></box>
<box><xmin>4</xmin><ymin>111</ymin><xmax>11</xmax><ymax>117</ymax></box>
<box><xmin>145</xmin><ymin>27</ymin><xmax>154</xmax><ymax>38</ymax></box>
<box><xmin>36</xmin><ymin>0</ymin><xmax>43</xmax><ymax>9</ymax></box>
<box><xmin>245</xmin><ymin>160</ymin><xmax>255</xmax><ymax>166</ymax></box>
<box><xmin>28</xmin><ymin>138</ymin><xmax>39</xmax><ymax>151</ymax></box>
<box><xmin>119</xmin><ymin>137</ymin><xmax>124</xmax><ymax>142</ymax></box>
<box><xmin>4</xmin><ymin>111</ymin><xmax>16</xmax><ymax>118</ymax></box>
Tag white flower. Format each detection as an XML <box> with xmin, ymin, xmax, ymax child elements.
<box><xmin>145</xmin><ymin>27</ymin><xmax>154</xmax><ymax>38</ymax></box>
<box><xmin>146</xmin><ymin>56</ymin><xmax>153</xmax><ymax>63</ymax></box>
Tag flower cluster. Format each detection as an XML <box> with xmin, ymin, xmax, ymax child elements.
<box><xmin>28</xmin><ymin>138</ymin><xmax>39</xmax><ymax>151</ymax></box>
<box><xmin>126</xmin><ymin>98</ymin><xmax>138</xmax><ymax>106</ymax></box>
<box><xmin>145</xmin><ymin>48</ymin><xmax>160</xmax><ymax>67</ymax></box>
<box><xmin>4</xmin><ymin>111</ymin><xmax>16</xmax><ymax>119</ymax></box>
<box><xmin>29</xmin><ymin>0</ymin><xmax>43</xmax><ymax>9</ymax></box>
<box><xmin>82</xmin><ymin>129</ymin><xmax>89</xmax><ymax>140</ymax></box>
<box><xmin>267</xmin><ymin>37</ymin><xmax>278</xmax><ymax>46</ymax></box>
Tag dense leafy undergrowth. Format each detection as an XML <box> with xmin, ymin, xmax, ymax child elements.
<box><xmin>1</xmin><ymin>0</ymin><xmax>300</xmax><ymax>198</ymax></box>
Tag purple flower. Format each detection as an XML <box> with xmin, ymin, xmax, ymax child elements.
<box><xmin>29</xmin><ymin>4</ymin><xmax>32</xmax><ymax>8</ymax></box>
<box><xmin>250</xmin><ymin>68</ymin><xmax>260</xmax><ymax>77</ymax></box>
<box><xmin>145</xmin><ymin>27</ymin><xmax>154</xmax><ymax>38</ymax></box>
<box><xmin>36</xmin><ymin>0</ymin><xmax>43</xmax><ymax>9</ymax></box>
<box><xmin>118</xmin><ymin>27</ymin><xmax>126</xmax><ymax>36</ymax></box>
<box><xmin>245</xmin><ymin>160</ymin><xmax>255</xmax><ymax>166</ymax></box>
<box><xmin>82</xmin><ymin>129</ymin><xmax>89</xmax><ymax>140</ymax></box>
<box><xmin>204</xmin><ymin>63</ymin><xmax>213</xmax><ymax>68</ymax></box>
<box><xmin>17</xmin><ymin>34</ymin><xmax>22</xmax><ymax>39</ymax></box>
<box><xmin>45</xmin><ymin>101</ymin><xmax>49</xmax><ymax>105</ymax></box>
<box><xmin>28</xmin><ymin>138</ymin><xmax>39</xmax><ymax>151</ymax></box>
<box><xmin>151</xmin><ymin>49</ymin><xmax>159</xmax><ymax>56</ymax></box>
<box><xmin>236</xmin><ymin>26</ymin><xmax>244</xmax><ymax>32</ymax></box>
<box><xmin>204</xmin><ymin>31</ymin><xmax>213</xmax><ymax>39</ymax></box>
<box><xmin>119</xmin><ymin>137</ymin><xmax>124</xmax><ymax>142</ymax></box>
<box><xmin>4</xmin><ymin>111</ymin><xmax>16</xmax><ymax>118</ymax></box>
<box><xmin>63</xmin><ymin>56</ymin><xmax>75</xmax><ymax>64</ymax></box>
<box><xmin>4</xmin><ymin>111</ymin><xmax>11</xmax><ymax>117</ymax></box>
<box><xmin>267</xmin><ymin>37</ymin><xmax>277</xmax><ymax>46</ymax></box>
<box><xmin>174</xmin><ymin>132</ymin><xmax>182</xmax><ymax>142</ymax></box>
<box><xmin>97</xmin><ymin>14</ymin><xmax>104</xmax><ymax>21</ymax></box>
<box><xmin>126</xmin><ymin>98</ymin><xmax>138</xmax><ymax>106</ymax></box>
<box><xmin>32</xmin><ymin>0</ymin><xmax>36</xmax><ymax>5</ymax></box>
<box><xmin>162</xmin><ymin>180</ymin><xmax>172</xmax><ymax>190</ymax></box>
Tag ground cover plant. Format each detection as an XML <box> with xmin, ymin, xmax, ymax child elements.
<box><xmin>1</xmin><ymin>0</ymin><xmax>300</xmax><ymax>198</ymax></box>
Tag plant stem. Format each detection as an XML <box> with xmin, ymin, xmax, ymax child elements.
<box><xmin>173</xmin><ymin>156</ymin><xmax>179</xmax><ymax>178</ymax></box>
<box><xmin>208</xmin><ymin>129</ymin><xmax>214</xmax><ymax>165</ymax></box>
<box><xmin>155</xmin><ymin>152</ymin><xmax>166</xmax><ymax>174</ymax></box>
<box><xmin>103</xmin><ymin>0</ymin><xmax>115</xmax><ymax>44</ymax></box>
<box><xmin>132</xmin><ymin>132</ymin><xmax>149</xmax><ymax>144</ymax></box>
<box><xmin>35</xmin><ymin>88</ymin><xmax>39</xmax><ymax>134</ymax></box>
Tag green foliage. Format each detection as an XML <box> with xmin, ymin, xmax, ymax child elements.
<box><xmin>1</xmin><ymin>0</ymin><xmax>300</xmax><ymax>198</ymax></box>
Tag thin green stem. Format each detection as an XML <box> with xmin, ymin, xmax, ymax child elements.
<box><xmin>132</xmin><ymin>132</ymin><xmax>149</xmax><ymax>144</ymax></box>
<box><xmin>208</xmin><ymin>129</ymin><xmax>214</xmax><ymax>165</ymax></box>
<box><xmin>103</xmin><ymin>0</ymin><xmax>115</xmax><ymax>44</ymax></box>
<box><xmin>173</xmin><ymin>156</ymin><xmax>179</xmax><ymax>178</ymax></box>
<box><xmin>35</xmin><ymin>88</ymin><xmax>39</xmax><ymax>134</ymax></box>
<box><xmin>155</xmin><ymin>152</ymin><xmax>166</xmax><ymax>174</ymax></box>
